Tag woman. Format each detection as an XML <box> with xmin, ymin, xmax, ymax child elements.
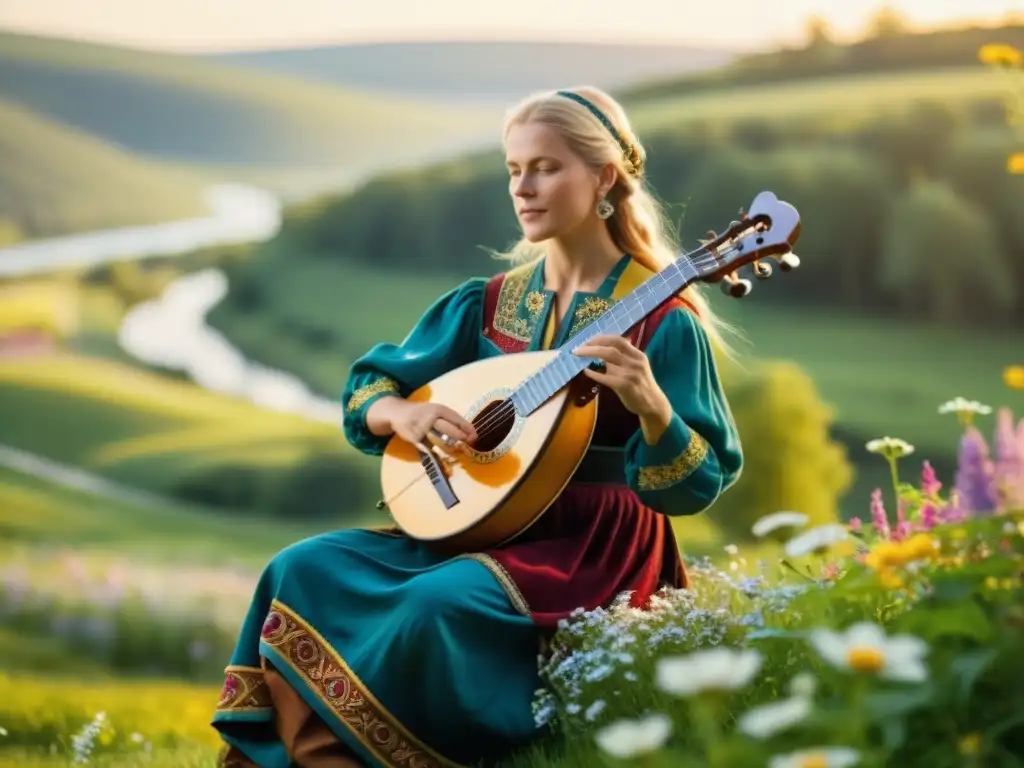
<box><xmin>213</xmin><ymin>85</ymin><xmax>744</xmax><ymax>768</ymax></box>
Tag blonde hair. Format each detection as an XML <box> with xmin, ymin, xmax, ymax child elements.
<box><xmin>496</xmin><ymin>85</ymin><xmax>740</xmax><ymax>359</ymax></box>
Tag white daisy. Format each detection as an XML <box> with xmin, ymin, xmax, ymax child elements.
<box><xmin>784</xmin><ymin>524</ymin><xmax>849</xmax><ymax>557</ymax></box>
<box><xmin>938</xmin><ymin>397</ymin><xmax>992</xmax><ymax>417</ymax></box>
<box><xmin>737</xmin><ymin>696</ymin><xmax>811</xmax><ymax>740</ymax></box>
<box><xmin>594</xmin><ymin>712</ymin><xmax>671</xmax><ymax>758</ymax></box>
<box><xmin>655</xmin><ymin>647</ymin><xmax>763</xmax><ymax>697</ymax></box>
<box><xmin>752</xmin><ymin>511</ymin><xmax>809</xmax><ymax>539</ymax></box>
<box><xmin>769</xmin><ymin>746</ymin><xmax>860</xmax><ymax>768</ymax></box>
<box><xmin>808</xmin><ymin>621</ymin><xmax>929</xmax><ymax>682</ymax></box>
<box><xmin>865</xmin><ymin>437</ymin><xmax>914</xmax><ymax>459</ymax></box>
<box><xmin>788</xmin><ymin>671</ymin><xmax>817</xmax><ymax>699</ymax></box>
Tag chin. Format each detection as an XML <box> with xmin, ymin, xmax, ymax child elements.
<box><xmin>521</xmin><ymin>224</ymin><xmax>556</xmax><ymax>243</ymax></box>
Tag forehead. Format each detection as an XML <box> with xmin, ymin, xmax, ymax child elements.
<box><xmin>505</xmin><ymin>121</ymin><xmax>573</xmax><ymax>163</ymax></box>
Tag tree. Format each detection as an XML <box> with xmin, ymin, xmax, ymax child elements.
<box><xmin>878</xmin><ymin>179</ymin><xmax>1016</xmax><ymax>325</ymax></box>
<box><xmin>805</xmin><ymin>15</ymin><xmax>834</xmax><ymax>48</ymax></box>
<box><xmin>700</xmin><ymin>361</ymin><xmax>854</xmax><ymax>544</ymax></box>
<box><xmin>865</xmin><ymin>5</ymin><xmax>909</xmax><ymax>39</ymax></box>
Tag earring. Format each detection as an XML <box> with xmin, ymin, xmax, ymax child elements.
<box><xmin>596</xmin><ymin>197</ymin><xmax>614</xmax><ymax>220</ymax></box>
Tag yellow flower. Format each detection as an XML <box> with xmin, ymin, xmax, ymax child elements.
<box><xmin>958</xmin><ymin>732</ymin><xmax>981</xmax><ymax>756</ymax></box>
<box><xmin>978</xmin><ymin>43</ymin><xmax>1023</xmax><ymax>67</ymax></box>
<box><xmin>1009</xmin><ymin>154</ymin><xmax>1024</xmax><ymax>175</ymax></box>
<box><xmin>1004</xmin><ymin>365</ymin><xmax>1024</xmax><ymax>390</ymax></box>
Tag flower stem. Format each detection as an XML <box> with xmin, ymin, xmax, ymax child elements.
<box><xmin>887</xmin><ymin>457</ymin><xmax>901</xmax><ymax>511</ymax></box>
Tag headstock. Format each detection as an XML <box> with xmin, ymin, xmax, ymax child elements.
<box><xmin>693</xmin><ymin>191</ymin><xmax>802</xmax><ymax>299</ymax></box>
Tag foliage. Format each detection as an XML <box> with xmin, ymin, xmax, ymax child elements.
<box><xmin>705</xmin><ymin>361</ymin><xmax>853</xmax><ymax>542</ymax></box>
<box><xmin>513</xmin><ymin>396</ymin><xmax>1024</xmax><ymax>768</ymax></box>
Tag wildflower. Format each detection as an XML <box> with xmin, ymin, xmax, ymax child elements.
<box><xmin>655</xmin><ymin>647</ymin><xmax>763</xmax><ymax>697</ymax></box>
<box><xmin>1008</xmin><ymin>154</ymin><xmax>1024</xmax><ymax>175</ymax></box>
<box><xmin>0</xmin><ymin>726</ymin><xmax>6</xmax><ymax>736</ymax></box>
<box><xmin>920</xmin><ymin>460</ymin><xmax>942</xmax><ymax>497</ymax></box>
<box><xmin>784</xmin><ymin>524</ymin><xmax>849</xmax><ymax>558</ymax></box>
<box><xmin>594</xmin><ymin>712</ymin><xmax>671</xmax><ymax>758</ymax></box>
<box><xmin>737</xmin><ymin>672</ymin><xmax>817</xmax><ymax>741</ymax></box>
<box><xmin>978</xmin><ymin>43</ymin><xmax>1023</xmax><ymax>67</ymax></box>
<box><xmin>918</xmin><ymin>503</ymin><xmax>939</xmax><ymax>531</ymax></box>
<box><xmin>993</xmin><ymin>408</ymin><xmax>1024</xmax><ymax>510</ymax></box>
<box><xmin>939</xmin><ymin>397</ymin><xmax>993</xmax><ymax>428</ymax></box>
<box><xmin>752</xmin><ymin>511</ymin><xmax>809</xmax><ymax>540</ymax></box>
<box><xmin>954</xmin><ymin>427</ymin><xmax>997</xmax><ymax>515</ymax></box>
<box><xmin>958</xmin><ymin>732</ymin><xmax>981</xmax><ymax>757</ymax></box>
<box><xmin>866</xmin><ymin>437</ymin><xmax>914</xmax><ymax>460</ymax></box>
<box><xmin>867</xmin><ymin>437</ymin><xmax>914</xmax><ymax>511</ymax></box>
<box><xmin>847</xmin><ymin>516</ymin><xmax>862</xmax><ymax>533</ymax></box>
<box><xmin>585</xmin><ymin>700</ymin><xmax>607</xmax><ymax>722</ymax></box>
<box><xmin>769</xmin><ymin>747</ymin><xmax>861</xmax><ymax>768</ymax></box>
<box><xmin>1004</xmin><ymin>365</ymin><xmax>1024</xmax><ymax>389</ymax></box>
<box><xmin>869</xmin><ymin>489</ymin><xmax>890</xmax><ymax>539</ymax></box>
<box><xmin>738</xmin><ymin>696</ymin><xmax>811</xmax><ymax>740</ymax></box>
<box><xmin>809</xmin><ymin>621</ymin><xmax>928</xmax><ymax>682</ymax></box>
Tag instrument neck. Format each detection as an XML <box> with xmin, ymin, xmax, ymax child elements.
<box><xmin>510</xmin><ymin>251</ymin><xmax>704</xmax><ymax>416</ymax></box>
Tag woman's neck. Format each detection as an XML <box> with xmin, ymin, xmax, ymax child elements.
<box><xmin>543</xmin><ymin>225</ymin><xmax>624</xmax><ymax>293</ymax></box>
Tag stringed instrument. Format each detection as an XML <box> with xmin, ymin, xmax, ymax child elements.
<box><xmin>378</xmin><ymin>191</ymin><xmax>801</xmax><ymax>551</ymax></box>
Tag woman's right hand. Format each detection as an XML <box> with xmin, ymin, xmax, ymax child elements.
<box><xmin>388</xmin><ymin>400</ymin><xmax>478</xmax><ymax>449</ymax></box>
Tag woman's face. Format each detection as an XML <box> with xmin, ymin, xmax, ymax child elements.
<box><xmin>505</xmin><ymin>121</ymin><xmax>602</xmax><ymax>243</ymax></box>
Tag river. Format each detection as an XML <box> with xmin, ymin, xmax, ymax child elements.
<box><xmin>0</xmin><ymin>182</ymin><xmax>343</xmax><ymax>425</ymax></box>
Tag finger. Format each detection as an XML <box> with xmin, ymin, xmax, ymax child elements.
<box><xmin>434</xmin><ymin>418</ymin><xmax>471</xmax><ymax>444</ymax></box>
<box><xmin>582</xmin><ymin>367</ymin><xmax>617</xmax><ymax>387</ymax></box>
<box><xmin>573</xmin><ymin>344</ymin><xmax>628</xmax><ymax>366</ymax></box>
<box><xmin>435</xmin><ymin>406</ymin><xmax>477</xmax><ymax>441</ymax></box>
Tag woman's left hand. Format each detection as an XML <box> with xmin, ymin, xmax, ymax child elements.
<box><xmin>572</xmin><ymin>334</ymin><xmax>671</xmax><ymax>421</ymax></box>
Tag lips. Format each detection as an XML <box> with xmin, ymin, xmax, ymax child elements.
<box><xmin>519</xmin><ymin>208</ymin><xmax>546</xmax><ymax>218</ymax></box>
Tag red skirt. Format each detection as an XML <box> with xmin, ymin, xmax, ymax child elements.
<box><xmin>485</xmin><ymin>483</ymin><xmax>688</xmax><ymax>628</ymax></box>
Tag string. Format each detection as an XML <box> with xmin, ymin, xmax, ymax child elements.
<box><xmin>377</xmin><ymin>239</ymin><xmax>745</xmax><ymax>509</ymax></box>
<box><xmin>467</xmin><ymin>242</ymin><xmax>734</xmax><ymax>442</ymax></box>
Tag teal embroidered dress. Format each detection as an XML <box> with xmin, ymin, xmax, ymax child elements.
<box><xmin>211</xmin><ymin>255</ymin><xmax>743</xmax><ymax>768</ymax></box>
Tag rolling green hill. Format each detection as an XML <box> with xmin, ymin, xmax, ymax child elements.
<box><xmin>0</xmin><ymin>32</ymin><xmax>500</xmax><ymax>171</ymax></box>
<box><xmin>0</xmin><ymin>98</ymin><xmax>207</xmax><ymax>242</ymax></box>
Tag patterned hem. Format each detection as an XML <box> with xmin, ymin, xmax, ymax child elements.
<box><xmin>259</xmin><ymin>599</ymin><xmax>464</xmax><ymax>768</ymax></box>
<box><xmin>216</xmin><ymin>665</ymin><xmax>272</xmax><ymax>714</ymax></box>
<box><xmin>455</xmin><ymin>553</ymin><xmax>531</xmax><ymax>617</ymax></box>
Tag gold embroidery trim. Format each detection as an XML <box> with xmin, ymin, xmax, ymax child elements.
<box><xmin>260</xmin><ymin>599</ymin><xmax>461</xmax><ymax>768</ymax></box>
<box><xmin>346</xmin><ymin>377</ymin><xmax>400</xmax><ymax>413</ymax></box>
<box><xmin>637</xmin><ymin>431</ymin><xmax>710</xmax><ymax>491</ymax></box>
<box><xmin>524</xmin><ymin>290</ymin><xmax>546</xmax><ymax>316</ymax></box>
<box><xmin>493</xmin><ymin>263</ymin><xmax>539</xmax><ymax>341</ymax></box>
<box><xmin>455</xmin><ymin>553</ymin><xmax>530</xmax><ymax>616</ymax></box>
<box><xmin>216</xmin><ymin>665</ymin><xmax>272</xmax><ymax>712</ymax></box>
<box><xmin>567</xmin><ymin>296</ymin><xmax>614</xmax><ymax>339</ymax></box>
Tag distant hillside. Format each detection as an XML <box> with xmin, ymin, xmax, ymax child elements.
<box><xmin>620</xmin><ymin>22</ymin><xmax>1024</xmax><ymax>102</ymax></box>
<box><xmin>0</xmin><ymin>98</ymin><xmax>206</xmax><ymax>243</ymax></box>
<box><xmin>0</xmin><ymin>32</ymin><xmax>500</xmax><ymax>170</ymax></box>
<box><xmin>210</xmin><ymin>40</ymin><xmax>737</xmax><ymax>103</ymax></box>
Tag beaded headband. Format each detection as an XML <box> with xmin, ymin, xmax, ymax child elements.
<box><xmin>555</xmin><ymin>90</ymin><xmax>641</xmax><ymax>176</ymax></box>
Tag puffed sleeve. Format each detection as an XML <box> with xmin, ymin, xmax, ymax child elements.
<box><xmin>623</xmin><ymin>307</ymin><xmax>744</xmax><ymax>515</ymax></box>
<box><xmin>341</xmin><ymin>277</ymin><xmax>486</xmax><ymax>455</ymax></box>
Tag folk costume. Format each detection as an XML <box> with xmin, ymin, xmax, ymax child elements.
<box><xmin>212</xmin><ymin>253</ymin><xmax>743</xmax><ymax>768</ymax></box>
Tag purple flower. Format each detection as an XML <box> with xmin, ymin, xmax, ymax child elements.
<box><xmin>870</xmin><ymin>488</ymin><xmax>890</xmax><ymax>539</ymax></box>
<box><xmin>920</xmin><ymin>460</ymin><xmax>942</xmax><ymax>497</ymax></box>
<box><xmin>954</xmin><ymin>426</ymin><xmax>997</xmax><ymax>515</ymax></box>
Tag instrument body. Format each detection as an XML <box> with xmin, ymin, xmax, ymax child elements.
<box><xmin>378</xmin><ymin>191</ymin><xmax>803</xmax><ymax>551</ymax></box>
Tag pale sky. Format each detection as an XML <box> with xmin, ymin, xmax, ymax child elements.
<box><xmin>0</xmin><ymin>0</ymin><xmax>1021</xmax><ymax>52</ymax></box>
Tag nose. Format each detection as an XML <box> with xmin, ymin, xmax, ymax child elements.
<box><xmin>512</xmin><ymin>173</ymin><xmax>535</xmax><ymax>199</ymax></box>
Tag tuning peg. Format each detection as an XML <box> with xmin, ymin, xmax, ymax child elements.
<box><xmin>752</xmin><ymin>260</ymin><xmax>772</xmax><ymax>279</ymax></box>
<box><xmin>720</xmin><ymin>274</ymin><xmax>753</xmax><ymax>298</ymax></box>
<box><xmin>779</xmin><ymin>252</ymin><xmax>801</xmax><ymax>271</ymax></box>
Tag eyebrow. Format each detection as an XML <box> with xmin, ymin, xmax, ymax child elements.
<box><xmin>505</xmin><ymin>155</ymin><xmax>561</xmax><ymax>168</ymax></box>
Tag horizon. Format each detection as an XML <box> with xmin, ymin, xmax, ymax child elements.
<box><xmin>0</xmin><ymin>0</ymin><xmax>1021</xmax><ymax>54</ymax></box>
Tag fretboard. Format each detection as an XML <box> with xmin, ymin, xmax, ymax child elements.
<box><xmin>510</xmin><ymin>251</ymin><xmax>704</xmax><ymax>415</ymax></box>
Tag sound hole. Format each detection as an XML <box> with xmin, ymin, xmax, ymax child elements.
<box><xmin>471</xmin><ymin>399</ymin><xmax>516</xmax><ymax>452</ymax></box>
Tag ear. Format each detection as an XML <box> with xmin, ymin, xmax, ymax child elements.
<box><xmin>595</xmin><ymin>162</ymin><xmax>617</xmax><ymax>199</ymax></box>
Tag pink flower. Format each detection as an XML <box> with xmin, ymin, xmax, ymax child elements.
<box><xmin>920</xmin><ymin>460</ymin><xmax>942</xmax><ymax>497</ymax></box>
<box><xmin>848</xmin><ymin>517</ymin><xmax>863</xmax><ymax>532</ymax></box>
<box><xmin>870</xmin><ymin>488</ymin><xmax>890</xmax><ymax>539</ymax></box>
<box><xmin>918</xmin><ymin>503</ymin><xmax>939</xmax><ymax>531</ymax></box>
